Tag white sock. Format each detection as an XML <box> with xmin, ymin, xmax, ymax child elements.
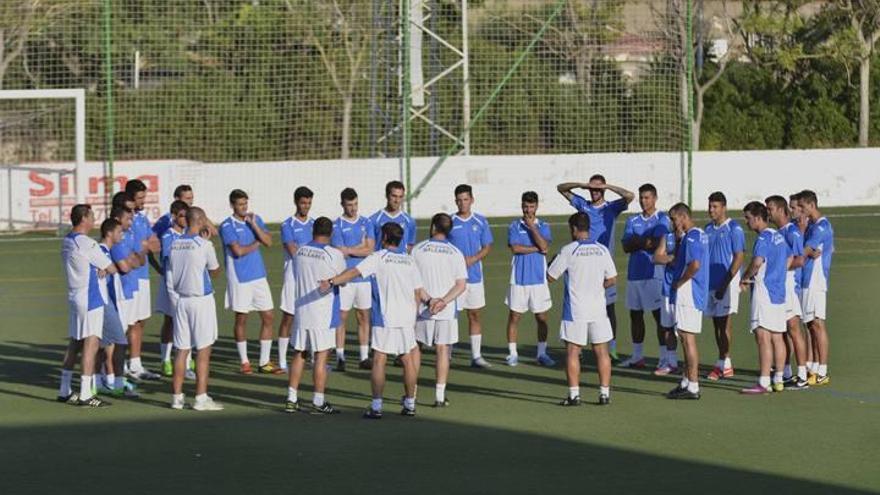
<box><xmin>783</xmin><ymin>364</ymin><xmax>792</xmax><ymax>379</ymax></box>
<box><xmin>773</xmin><ymin>371</ymin><xmax>784</xmax><ymax>384</ymax></box>
<box><xmin>723</xmin><ymin>357</ymin><xmax>732</xmax><ymax>369</ymax></box>
<box><xmin>105</xmin><ymin>373</ymin><xmax>115</xmax><ymax>389</ymax></box>
<box><xmin>195</xmin><ymin>393</ymin><xmax>208</xmax><ymax>403</ymax></box>
<box><xmin>818</xmin><ymin>364</ymin><xmax>827</xmax><ymax>376</ymax></box>
<box><xmin>435</xmin><ymin>383</ymin><xmax>446</xmax><ymax>403</ymax></box>
<box><xmin>658</xmin><ymin>345</ymin><xmax>667</xmax><ymax>365</ymax></box>
<box><xmin>359</xmin><ymin>345</ymin><xmax>369</xmax><ymax>361</ymax></box>
<box><xmin>797</xmin><ymin>366</ymin><xmax>807</xmax><ymax>381</ymax></box>
<box><xmin>371</xmin><ymin>398</ymin><xmax>383</xmax><ymax>412</ymax></box>
<box><xmin>79</xmin><ymin>375</ymin><xmax>94</xmax><ymax>400</ymax></box>
<box><xmin>810</xmin><ymin>362</ymin><xmax>820</xmax><ymax>374</ymax></box>
<box><xmin>236</xmin><ymin>341</ymin><xmax>249</xmax><ymax>364</ymax></box>
<box><xmin>129</xmin><ymin>357</ymin><xmax>143</xmax><ymax>372</ymax></box>
<box><xmin>569</xmin><ymin>386</ymin><xmax>580</xmax><ymax>399</ymax></box>
<box><xmin>114</xmin><ymin>376</ymin><xmax>124</xmax><ymax>389</ymax></box>
<box><xmin>687</xmin><ymin>381</ymin><xmax>700</xmax><ymax>393</ymax></box>
<box><xmin>759</xmin><ymin>376</ymin><xmax>771</xmax><ymax>388</ymax></box>
<box><xmin>470</xmin><ymin>335</ymin><xmax>482</xmax><ymax>359</ymax></box>
<box><xmin>160</xmin><ymin>343</ymin><xmax>172</xmax><ymax>362</ymax></box>
<box><xmin>536</xmin><ymin>341</ymin><xmax>548</xmax><ymax>358</ymax></box>
<box><xmin>173</xmin><ymin>393</ymin><xmax>184</xmax><ymax>403</ymax></box>
<box><xmin>403</xmin><ymin>396</ymin><xmax>416</xmax><ymax>409</ymax></box>
<box><xmin>287</xmin><ymin>387</ymin><xmax>298</xmax><ymax>403</ymax></box>
<box><xmin>59</xmin><ymin>369</ymin><xmax>73</xmax><ymax>396</ymax></box>
<box><xmin>806</xmin><ymin>361</ymin><xmax>814</xmax><ymax>372</ymax></box>
<box><xmin>632</xmin><ymin>343</ymin><xmax>643</xmax><ymax>360</ymax></box>
<box><xmin>313</xmin><ymin>392</ymin><xmax>325</xmax><ymax>407</ymax></box>
<box><xmin>508</xmin><ymin>342</ymin><xmax>518</xmax><ymax>357</ymax></box>
<box><xmin>680</xmin><ymin>377</ymin><xmax>690</xmax><ymax>389</ymax></box>
<box><xmin>599</xmin><ymin>386</ymin><xmax>610</xmax><ymax>397</ymax></box>
<box><xmin>259</xmin><ymin>339</ymin><xmax>272</xmax><ymax>366</ymax></box>
<box><xmin>336</xmin><ymin>347</ymin><xmax>345</xmax><ymax>361</ymax></box>
<box><xmin>278</xmin><ymin>337</ymin><xmax>290</xmax><ymax>368</ymax></box>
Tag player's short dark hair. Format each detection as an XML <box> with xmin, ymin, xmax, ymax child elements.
<box><xmin>743</xmin><ymin>201</ymin><xmax>768</xmax><ymax>221</ymax></box>
<box><xmin>173</xmin><ymin>184</ymin><xmax>192</xmax><ymax>199</ymax></box>
<box><xmin>170</xmin><ymin>199</ymin><xmax>189</xmax><ymax>215</ymax></box>
<box><xmin>100</xmin><ymin>218</ymin><xmax>121</xmax><ymax>238</ymax></box>
<box><xmin>294</xmin><ymin>186</ymin><xmax>314</xmax><ymax>202</ymax></box>
<box><xmin>638</xmin><ymin>183</ymin><xmax>657</xmax><ymax>196</ymax></box>
<box><xmin>568</xmin><ymin>212</ymin><xmax>591</xmax><ymax>233</ymax></box>
<box><xmin>229</xmin><ymin>189</ymin><xmax>248</xmax><ymax>203</ymax></box>
<box><xmin>708</xmin><ymin>191</ymin><xmax>727</xmax><ymax>206</ymax></box>
<box><xmin>110</xmin><ymin>205</ymin><xmax>132</xmax><ymax>221</ymax></box>
<box><xmin>124</xmin><ymin>179</ymin><xmax>147</xmax><ymax>195</ymax></box>
<box><xmin>799</xmin><ymin>189</ymin><xmax>818</xmax><ymax>207</ymax></box>
<box><xmin>589</xmin><ymin>174</ymin><xmax>606</xmax><ymax>184</ymax></box>
<box><xmin>70</xmin><ymin>204</ymin><xmax>92</xmax><ymax>227</ymax></box>
<box><xmin>789</xmin><ymin>192</ymin><xmax>802</xmax><ymax>202</ymax></box>
<box><xmin>381</xmin><ymin>222</ymin><xmax>404</xmax><ymax>247</ymax></box>
<box><xmin>340</xmin><ymin>187</ymin><xmax>358</xmax><ymax>202</ymax></box>
<box><xmin>669</xmin><ymin>202</ymin><xmax>691</xmax><ymax>218</ymax></box>
<box><xmin>521</xmin><ymin>191</ymin><xmax>539</xmax><ymax>204</ymax></box>
<box><xmin>111</xmin><ymin>191</ymin><xmax>134</xmax><ymax>209</ymax></box>
<box><xmin>431</xmin><ymin>213</ymin><xmax>453</xmax><ymax>236</ymax></box>
<box><xmin>764</xmin><ymin>195</ymin><xmax>788</xmax><ymax>215</ymax></box>
<box><xmin>454</xmin><ymin>184</ymin><xmax>473</xmax><ymax>197</ymax></box>
<box><xmin>385</xmin><ymin>180</ymin><xmax>405</xmax><ymax>197</ymax></box>
<box><xmin>313</xmin><ymin>217</ymin><xmax>333</xmax><ymax>237</ymax></box>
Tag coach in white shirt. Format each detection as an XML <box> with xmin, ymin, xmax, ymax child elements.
<box><xmin>547</xmin><ymin>212</ymin><xmax>617</xmax><ymax>406</ymax></box>
<box><xmin>59</xmin><ymin>204</ymin><xmax>117</xmax><ymax>407</ymax></box>
<box><xmin>412</xmin><ymin>213</ymin><xmax>468</xmax><ymax>407</ymax></box>
<box><xmin>166</xmin><ymin>207</ymin><xmax>223</xmax><ymax>411</ymax></box>
<box><xmin>326</xmin><ymin>223</ymin><xmax>437</xmax><ymax>419</ymax></box>
<box><xmin>285</xmin><ymin>217</ymin><xmax>347</xmax><ymax>415</ymax></box>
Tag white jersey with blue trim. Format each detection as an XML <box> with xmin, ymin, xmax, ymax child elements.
<box><xmin>547</xmin><ymin>240</ymin><xmax>617</xmax><ymax>322</ymax></box>
<box><xmin>412</xmin><ymin>238</ymin><xmax>468</xmax><ymax>321</ymax></box>
<box><xmin>166</xmin><ymin>234</ymin><xmax>220</xmax><ymax>298</ymax></box>
<box><xmin>356</xmin><ymin>249</ymin><xmax>423</xmax><ymax>328</ymax></box>
<box><xmin>62</xmin><ymin>232</ymin><xmax>113</xmax><ymax>311</ymax></box>
<box><xmin>293</xmin><ymin>242</ymin><xmax>346</xmax><ymax>330</ymax></box>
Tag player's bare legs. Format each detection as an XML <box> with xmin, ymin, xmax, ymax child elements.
<box><xmin>565</xmin><ymin>342</ymin><xmax>581</xmax><ymax>389</ymax></box>
<box><xmin>434</xmin><ymin>344</ymin><xmax>450</xmax><ymax>405</ymax></box>
<box><xmin>710</xmin><ymin>315</ymin><xmax>734</xmax><ymax>379</ymax></box>
<box><xmin>233</xmin><ymin>312</ymin><xmax>251</xmax><ymax>372</ymax></box>
<box><xmin>400</xmin><ymin>350</ymin><xmax>418</xmax><ymax>409</ymax></box>
<box><xmin>172</xmin><ymin>348</ymin><xmax>189</xmax><ymax>396</ymax></box>
<box><xmin>809</xmin><ymin>319</ymin><xmax>829</xmax><ymax>382</ymax></box>
<box><xmin>313</xmin><ymin>350</ymin><xmax>328</xmax><ymax>394</ymax></box>
<box><xmin>593</xmin><ymin>342</ymin><xmax>612</xmax><ymax>392</ymax></box>
<box><xmin>356</xmin><ymin>309</ymin><xmax>370</xmax><ymax>362</ymax></box>
<box><xmin>506</xmin><ymin>310</ymin><xmax>522</xmax><ymax>365</ymax></box>
<box><xmin>370</xmin><ymin>351</ymin><xmax>388</xmax><ymax>401</ymax></box>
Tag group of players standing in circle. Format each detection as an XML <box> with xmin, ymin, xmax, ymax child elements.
<box><xmin>58</xmin><ymin>175</ymin><xmax>833</xmax><ymax>415</ymax></box>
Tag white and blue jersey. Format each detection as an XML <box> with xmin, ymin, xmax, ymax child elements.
<box><xmin>166</xmin><ymin>234</ymin><xmax>220</xmax><ymax>298</ymax></box>
<box><xmin>152</xmin><ymin>212</ymin><xmax>173</xmax><ymax>240</ymax></box>
<box><xmin>62</xmin><ymin>233</ymin><xmax>112</xmax><ymax>312</ymax></box>
<box><xmin>622</xmin><ymin>211</ymin><xmax>671</xmax><ymax>281</ymax></box>
<box><xmin>705</xmin><ymin>218</ymin><xmax>746</xmax><ymax>291</ymax></box>
<box><xmin>281</xmin><ymin>216</ymin><xmax>314</xmax><ymax>279</ymax></box>
<box><xmin>449</xmin><ymin>213</ymin><xmax>494</xmax><ymax>284</ymax></box>
<box><xmin>331</xmin><ymin>215</ymin><xmax>375</xmax><ymax>284</ymax></box>
<box><xmin>370</xmin><ymin>209</ymin><xmax>417</xmax><ymax>253</ymax></box>
<box><xmin>219</xmin><ymin>215</ymin><xmax>269</xmax><ymax>284</ymax></box>
<box><xmin>752</xmin><ymin>228</ymin><xmax>789</xmax><ymax>304</ymax></box>
<box><xmin>802</xmin><ymin>217</ymin><xmax>834</xmax><ymax>291</ymax></box>
<box><xmin>160</xmin><ymin>228</ymin><xmax>183</xmax><ymax>274</ymax></box>
<box><xmin>661</xmin><ymin>230</ymin><xmax>677</xmax><ymax>298</ymax></box>
<box><xmin>412</xmin><ymin>238</ymin><xmax>468</xmax><ymax>321</ymax></box>
<box><xmin>356</xmin><ymin>249</ymin><xmax>423</xmax><ymax>329</ymax></box>
<box><xmin>547</xmin><ymin>240</ymin><xmax>617</xmax><ymax>323</ymax></box>
<box><xmin>110</xmin><ymin>231</ymin><xmax>140</xmax><ymax>300</ymax></box>
<box><xmin>132</xmin><ymin>211</ymin><xmax>153</xmax><ymax>281</ymax></box>
<box><xmin>507</xmin><ymin>218</ymin><xmax>552</xmax><ymax>286</ymax></box>
<box><xmin>100</xmin><ymin>244</ymin><xmax>121</xmax><ymax>309</ymax></box>
<box><xmin>781</xmin><ymin>222</ymin><xmax>805</xmax><ymax>291</ymax></box>
<box><xmin>292</xmin><ymin>241</ymin><xmax>346</xmax><ymax>330</ymax></box>
<box><xmin>569</xmin><ymin>194</ymin><xmax>628</xmax><ymax>254</ymax></box>
<box><xmin>671</xmin><ymin>227</ymin><xmax>709</xmax><ymax>310</ymax></box>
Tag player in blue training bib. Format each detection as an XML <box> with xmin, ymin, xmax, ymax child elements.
<box><xmin>798</xmin><ymin>190</ymin><xmax>834</xmax><ymax>386</ymax></box>
<box><xmin>557</xmin><ymin>174</ymin><xmax>633</xmax><ymax>360</ymax></box>
<box><xmin>370</xmin><ymin>180</ymin><xmax>416</xmax><ymax>254</ymax></box>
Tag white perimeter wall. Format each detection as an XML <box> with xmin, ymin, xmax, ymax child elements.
<box><xmin>4</xmin><ymin>149</ymin><xmax>878</xmax><ymax>226</ymax></box>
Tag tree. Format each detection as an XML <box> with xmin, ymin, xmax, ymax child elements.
<box><xmin>0</xmin><ymin>0</ymin><xmax>75</xmax><ymax>90</ymax></box>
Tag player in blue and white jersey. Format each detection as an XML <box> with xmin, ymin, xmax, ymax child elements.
<box><xmin>740</xmin><ymin>202</ymin><xmax>792</xmax><ymax>394</ymax></box>
<box><xmin>620</xmin><ymin>183</ymin><xmax>672</xmax><ymax>369</ymax></box>
<box><xmin>157</xmin><ymin>200</ymin><xmax>189</xmax><ymax>376</ymax></box>
<box><xmin>665</xmin><ymin>203</ymin><xmax>709</xmax><ymax>401</ymax></box>
<box><xmin>330</xmin><ymin>187</ymin><xmax>375</xmax><ymax>371</ymax></box>
<box><xmin>276</xmin><ymin>186</ymin><xmax>316</xmax><ymax>373</ymax></box>
<box><xmin>166</xmin><ymin>207</ymin><xmax>223</xmax><ymax>411</ymax></box>
<box><xmin>799</xmin><ymin>190</ymin><xmax>834</xmax><ymax>386</ymax></box>
<box><xmin>448</xmin><ymin>184</ymin><xmax>494</xmax><ymax>369</ymax></box>
<box><xmin>557</xmin><ymin>174</ymin><xmax>634</xmax><ymax>359</ymax></box>
<box><xmin>652</xmin><ymin>220</ymin><xmax>680</xmax><ymax>376</ymax></box>
<box><xmin>547</xmin><ymin>213</ymin><xmax>617</xmax><ymax>406</ymax></box>
<box><xmin>505</xmin><ymin>191</ymin><xmax>554</xmax><ymax>367</ymax></box>
<box><xmin>58</xmin><ymin>204</ymin><xmax>116</xmax><ymax>407</ymax></box>
<box><xmin>219</xmin><ymin>189</ymin><xmax>274</xmax><ymax>375</ymax></box>
<box><xmin>705</xmin><ymin>191</ymin><xmax>746</xmax><ymax>381</ymax></box>
<box><xmin>370</xmin><ymin>180</ymin><xmax>416</xmax><ymax>254</ymax></box>
<box><xmin>766</xmin><ymin>195</ymin><xmax>809</xmax><ymax>389</ymax></box>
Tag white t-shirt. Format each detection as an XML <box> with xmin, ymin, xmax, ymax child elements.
<box><xmin>412</xmin><ymin>239</ymin><xmax>467</xmax><ymax>320</ymax></box>
<box><xmin>62</xmin><ymin>232</ymin><xmax>113</xmax><ymax>310</ymax></box>
<box><xmin>547</xmin><ymin>240</ymin><xmax>617</xmax><ymax>322</ymax></box>
<box><xmin>294</xmin><ymin>242</ymin><xmax>346</xmax><ymax>330</ymax></box>
<box><xmin>166</xmin><ymin>234</ymin><xmax>220</xmax><ymax>298</ymax></box>
<box><xmin>356</xmin><ymin>249</ymin><xmax>423</xmax><ymax>328</ymax></box>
